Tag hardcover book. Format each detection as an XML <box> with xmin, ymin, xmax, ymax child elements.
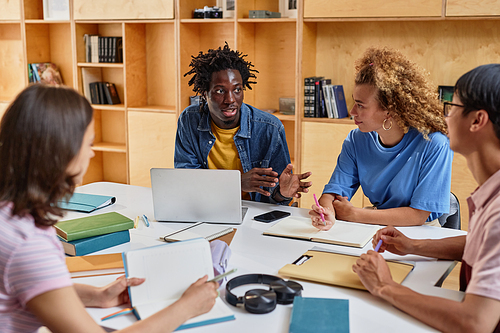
<box><xmin>54</xmin><ymin>212</ymin><xmax>134</xmax><ymax>242</ymax></box>
<box><xmin>123</xmin><ymin>238</ymin><xmax>235</xmax><ymax>329</ymax></box>
<box><xmin>60</xmin><ymin>230</ymin><xmax>130</xmax><ymax>256</ymax></box>
<box><xmin>289</xmin><ymin>297</ymin><xmax>349</xmax><ymax>333</ymax></box>
<box><xmin>104</xmin><ymin>82</ymin><xmax>121</xmax><ymax>104</ymax></box>
<box><xmin>331</xmin><ymin>85</ymin><xmax>349</xmax><ymax>119</ymax></box>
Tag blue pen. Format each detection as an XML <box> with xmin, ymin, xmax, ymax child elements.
<box><xmin>374</xmin><ymin>239</ymin><xmax>383</xmax><ymax>252</ymax></box>
<box><xmin>142</xmin><ymin>214</ymin><xmax>150</xmax><ymax>227</ymax></box>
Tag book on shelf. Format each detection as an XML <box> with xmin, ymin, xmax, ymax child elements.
<box><xmin>54</xmin><ymin>211</ymin><xmax>134</xmax><ymax>242</ymax></box>
<box><xmin>29</xmin><ymin>63</ymin><xmax>63</xmax><ymax>86</ymax></box>
<box><xmin>289</xmin><ymin>296</ymin><xmax>349</xmax><ymax>333</ymax></box>
<box><xmin>81</xmin><ymin>67</ymin><xmax>102</xmax><ymax>103</ymax></box>
<box><xmin>65</xmin><ymin>253</ymin><xmax>124</xmax><ymax>278</ymax></box>
<box><xmin>317</xmin><ymin>78</ymin><xmax>331</xmax><ymax>118</ymax></box>
<box><xmin>331</xmin><ymin>85</ymin><xmax>349</xmax><ymax>119</ymax></box>
<box><xmin>83</xmin><ymin>35</ymin><xmax>123</xmax><ymax>63</ymax></box>
<box><xmin>58</xmin><ymin>192</ymin><xmax>116</xmax><ymax>213</ymax></box>
<box><xmin>322</xmin><ymin>84</ymin><xmax>334</xmax><ymax>118</ymax></box>
<box><xmin>59</xmin><ymin>229</ymin><xmax>130</xmax><ymax>256</ymax></box>
<box><xmin>97</xmin><ymin>82</ymin><xmax>105</xmax><ymax>105</ymax></box>
<box><xmin>91</xmin><ymin>35</ymin><xmax>99</xmax><ymax>63</ymax></box>
<box><xmin>123</xmin><ymin>238</ymin><xmax>235</xmax><ymax>329</ymax></box>
<box><xmin>104</xmin><ymin>82</ymin><xmax>121</xmax><ymax>104</ymax></box>
<box><xmin>161</xmin><ymin>222</ymin><xmax>236</xmax><ymax>246</ymax></box>
<box><xmin>263</xmin><ymin>216</ymin><xmax>379</xmax><ymax>248</ymax></box>
<box><xmin>279</xmin><ymin>249</ymin><xmax>414</xmax><ymax>290</ymax></box>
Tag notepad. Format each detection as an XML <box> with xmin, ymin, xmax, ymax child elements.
<box><xmin>66</xmin><ymin>253</ymin><xmax>124</xmax><ymax>278</ymax></box>
<box><xmin>161</xmin><ymin>222</ymin><xmax>236</xmax><ymax>245</ymax></box>
<box><xmin>289</xmin><ymin>297</ymin><xmax>349</xmax><ymax>333</ymax></box>
<box><xmin>279</xmin><ymin>250</ymin><xmax>414</xmax><ymax>290</ymax></box>
<box><xmin>263</xmin><ymin>216</ymin><xmax>379</xmax><ymax>248</ymax></box>
<box><xmin>58</xmin><ymin>192</ymin><xmax>116</xmax><ymax>213</ymax></box>
<box><xmin>122</xmin><ymin>238</ymin><xmax>235</xmax><ymax>329</ymax></box>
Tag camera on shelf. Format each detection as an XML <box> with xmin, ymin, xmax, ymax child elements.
<box><xmin>193</xmin><ymin>6</ymin><xmax>223</xmax><ymax>19</ymax></box>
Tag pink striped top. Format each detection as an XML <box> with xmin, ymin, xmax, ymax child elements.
<box><xmin>0</xmin><ymin>203</ymin><xmax>72</xmax><ymax>333</ymax></box>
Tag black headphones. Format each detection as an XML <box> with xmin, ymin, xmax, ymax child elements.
<box><xmin>225</xmin><ymin>274</ymin><xmax>303</xmax><ymax>314</ymax></box>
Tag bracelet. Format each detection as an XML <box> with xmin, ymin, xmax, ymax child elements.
<box><xmin>273</xmin><ymin>185</ymin><xmax>292</xmax><ymax>202</ymax></box>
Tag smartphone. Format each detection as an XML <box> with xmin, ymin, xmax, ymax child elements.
<box><xmin>254</xmin><ymin>210</ymin><xmax>291</xmax><ymax>223</ymax></box>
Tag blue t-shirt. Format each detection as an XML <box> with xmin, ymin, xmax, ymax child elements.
<box><xmin>323</xmin><ymin>128</ymin><xmax>453</xmax><ymax>221</ymax></box>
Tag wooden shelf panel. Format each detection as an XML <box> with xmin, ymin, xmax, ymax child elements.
<box><xmin>25</xmin><ymin>19</ymin><xmax>70</xmax><ymax>24</ymax></box>
<box><xmin>92</xmin><ymin>142</ymin><xmax>127</xmax><ymax>153</ymax></box>
<box><xmin>238</xmin><ymin>18</ymin><xmax>296</xmax><ymax>23</ymax></box>
<box><xmin>274</xmin><ymin>113</ymin><xmax>295</xmax><ymax>122</ymax></box>
<box><xmin>0</xmin><ymin>0</ymin><xmax>21</xmax><ymax>20</ymax></box>
<box><xmin>127</xmin><ymin>105</ymin><xmax>176</xmax><ymax>113</ymax></box>
<box><xmin>91</xmin><ymin>104</ymin><xmax>125</xmax><ymax>111</ymax></box>
<box><xmin>181</xmin><ymin>18</ymin><xmax>235</xmax><ymax>23</ymax></box>
<box><xmin>73</xmin><ymin>0</ymin><xmax>173</xmax><ymax>20</ymax></box>
<box><xmin>302</xmin><ymin>117</ymin><xmax>352</xmax><ymax>124</ymax></box>
<box><xmin>78</xmin><ymin>62</ymin><xmax>124</xmax><ymax>68</ymax></box>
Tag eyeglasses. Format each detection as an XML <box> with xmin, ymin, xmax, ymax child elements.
<box><xmin>443</xmin><ymin>102</ymin><xmax>464</xmax><ymax>117</ymax></box>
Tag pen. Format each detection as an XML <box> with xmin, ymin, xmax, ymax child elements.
<box><xmin>134</xmin><ymin>216</ymin><xmax>139</xmax><ymax>229</ymax></box>
<box><xmin>313</xmin><ymin>194</ymin><xmax>326</xmax><ymax>226</ymax></box>
<box><xmin>101</xmin><ymin>307</ymin><xmax>134</xmax><ymax>321</ymax></box>
<box><xmin>374</xmin><ymin>239</ymin><xmax>383</xmax><ymax>252</ymax></box>
<box><xmin>208</xmin><ymin>268</ymin><xmax>237</xmax><ymax>283</ymax></box>
<box><xmin>142</xmin><ymin>214</ymin><xmax>150</xmax><ymax>227</ymax></box>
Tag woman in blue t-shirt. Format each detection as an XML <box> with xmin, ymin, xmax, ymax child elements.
<box><xmin>311</xmin><ymin>47</ymin><xmax>453</xmax><ymax>228</ymax></box>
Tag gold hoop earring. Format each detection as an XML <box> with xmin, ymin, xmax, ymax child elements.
<box><xmin>383</xmin><ymin>118</ymin><xmax>393</xmax><ymax>131</ymax></box>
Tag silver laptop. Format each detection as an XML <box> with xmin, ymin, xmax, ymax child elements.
<box><xmin>150</xmin><ymin>168</ymin><xmax>247</xmax><ymax>224</ymax></box>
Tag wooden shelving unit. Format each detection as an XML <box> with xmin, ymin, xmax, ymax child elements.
<box><xmin>2</xmin><ymin>0</ymin><xmax>498</xmax><ymax>229</ymax></box>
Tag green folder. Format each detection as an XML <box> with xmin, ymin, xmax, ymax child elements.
<box><xmin>289</xmin><ymin>297</ymin><xmax>349</xmax><ymax>333</ymax></box>
<box><xmin>58</xmin><ymin>193</ymin><xmax>116</xmax><ymax>213</ymax></box>
<box><xmin>54</xmin><ymin>212</ymin><xmax>133</xmax><ymax>242</ymax></box>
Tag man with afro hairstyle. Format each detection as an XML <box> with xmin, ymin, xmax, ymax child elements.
<box><xmin>175</xmin><ymin>43</ymin><xmax>311</xmax><ymax>204</ymax></box>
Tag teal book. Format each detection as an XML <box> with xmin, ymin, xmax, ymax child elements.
<box><xmin>58</xmin><ymin>193</ymin><xmax>116</xmax><ymax>213</ymax></box>
<box><xmin>289</xmin><ymin>297</ymin><xmax>349</xmax><ymax>333</ymax></box>
<box><xmin>54</xmin><ymin>212</ymin><xmax>134</xmax><ymax>241</ymax></box>
<box><xmin>59</xmin><ymin>230</ymin><xmax>130</xmax><ymax>256</ymax></box>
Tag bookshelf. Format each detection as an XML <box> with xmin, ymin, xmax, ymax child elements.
<box><xmin>2</xmin><ymin>0</ymin><xmax>497</xmax><ymax>229</ymax></box>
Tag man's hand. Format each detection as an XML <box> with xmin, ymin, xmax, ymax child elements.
<box><xmin>373</xmin><ymin>226</ymin><xmax>415</xmax><ymax>256</ymax></box>
<box><xmin>332</xmin><ymin>194</ymin><xmax>357</xmax><ymax>221</ymax></box>
<box><xmin>352</xmin><ymin>251</ymin><xmax>398</xmax><ymax>297</ymax></box>
<box><xmin>278</xmin><ymin>164</ymin><xmax>312</xmax><ymax>198</ymax></box>
<box><xmin>241</xmin><ymin>167</ymin><xmax>279</xmax><ymax>196</ymax></box>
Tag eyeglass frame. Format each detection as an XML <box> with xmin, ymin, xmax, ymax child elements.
<box><xmin>443</xmin><ymin>101</ymin><xmax>465</xmax><ymax>117</ymax></box>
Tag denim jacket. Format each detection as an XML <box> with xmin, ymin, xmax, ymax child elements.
<box><xmin>174</xmin><ymin>103</ymin><xmax>292</xmax><ymax>204</ymax></box>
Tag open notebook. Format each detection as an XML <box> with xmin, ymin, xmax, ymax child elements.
<box><xmin>122</xmin><ymin>238</ymin><xmax>234</xmax><ymax>330</ymax></box>
<box><xmin>263</xmin><ymin>216</ymin><xmax>379</xmax><ymax>248</ymax></box>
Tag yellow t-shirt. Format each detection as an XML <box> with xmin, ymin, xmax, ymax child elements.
<box><xmin>208</xmin><ymin>122</ymin><xmax>250</xmax><ymax>200</ymax></box>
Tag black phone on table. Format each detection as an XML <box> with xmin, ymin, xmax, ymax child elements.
<box><xmin>254</xmin><ymin>210</ymin><xmax>291</xmax><ymax>223</ymax></box>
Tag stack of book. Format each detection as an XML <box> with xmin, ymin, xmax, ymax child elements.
<box><xmin>80</xmin><ymin>68</ymin><xmax>121</xmax><ymax>105</ymax></box>
<box><xmin>304</xmin><ymin>76</ymin><xmax>348</xmax><ymax>119</ymax></box>
<box><xmin>54</xmin><ymin>212</ymin><xmax>134</xmax><ymax>256</ymax></box>
<box><xmin>83</xmin><ymin>34</ymin><xmax>123</xmax><ymax>63</ymax></box>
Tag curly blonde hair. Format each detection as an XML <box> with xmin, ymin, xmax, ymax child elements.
<box><xmin>355</xmin><ymin>47</ymin><xmax>447</xmax><ymax>137</ymax></box>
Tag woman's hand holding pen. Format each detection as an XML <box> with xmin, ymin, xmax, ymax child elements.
<box><xmin>309</xmin><ymin>202</ymin><xmax>336</xmax><ymax>231</ymax></box>
<box><xmin>177</xmin><ymin>275</ymin><xmax>218</xmax><ymax>320</ymax></box>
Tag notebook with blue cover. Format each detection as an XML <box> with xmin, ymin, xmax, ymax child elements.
<box><xmin>58</xmin><ymin>192</ymin><xmax>116</xmax><ymax>213</ymax></box>
<box><xmin>289</xmin><ymin>297</ymin><xmax>349</xmax><ymax>333</ymax></box>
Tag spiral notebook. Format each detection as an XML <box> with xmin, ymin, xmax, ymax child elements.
<box><xmin>160</xmin><ymin>222</ymin><xmax>236</xmax><ymax>244</ymax></box>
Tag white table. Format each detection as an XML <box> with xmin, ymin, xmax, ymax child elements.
<box><xmin>68</xmin><ymin>182</ymin><xmax>466</xmax><ymax>333</ymax></box>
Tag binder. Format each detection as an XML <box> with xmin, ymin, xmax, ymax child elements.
<box><xmin>279</xmin><ymin>250</ymin><xmax>414</xmax><ymax>290</ymax></box>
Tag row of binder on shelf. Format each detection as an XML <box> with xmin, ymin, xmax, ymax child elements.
<box><xmin>83</xmin><ymin>34</ymin><xmax>123</xmax><ymax>63</ymax></box>
<box><xmin>304</xmin><ymin>77</ymin><xmax>349</xmax><ymax>119</ymax></box>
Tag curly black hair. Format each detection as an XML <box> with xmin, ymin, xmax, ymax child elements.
<box><xmin>184</xmin><ymin>43</ymin><xmax>258</xmax><ymax>99</ymax></box>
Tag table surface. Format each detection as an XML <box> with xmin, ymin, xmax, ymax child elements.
<box><xmin>69</xmin><ymin>182</ymin><xmax>467</xmax><ymax>333</ymax></box>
